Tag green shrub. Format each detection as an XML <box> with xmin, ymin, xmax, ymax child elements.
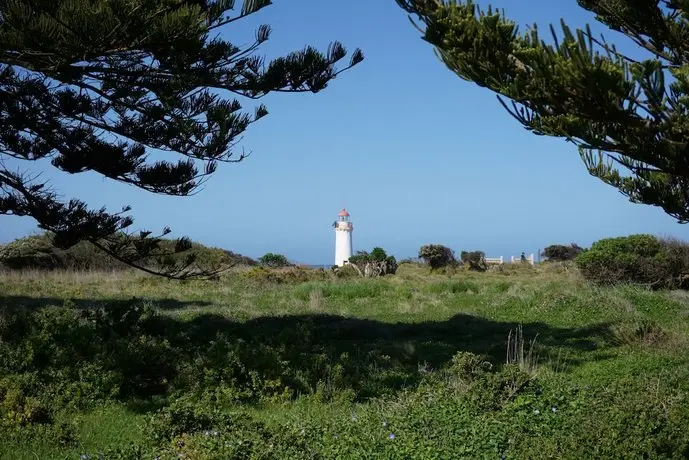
<box><xmin>0</xmin><ymin>233</ymin><xmax>255</xmax><ymax>272</ymax></box>
<box><xmin>447</xmin><ymin>351</ymin><xmax>493</xmax><ymax>380</ymax></box>
<box><xmin>258</xmin><ymin>253</ymin><xmax>289</xmax><ymax>268</ymax></box>
<box><xmin>0</xmin><ymin>302</ymin><xmax>167</xmax><ymax>431</ymax></box>
<box><xmin>575</xmin><ymin>234</ymin><xmax>689</xmax><ymax>289</ymax></box>
<box><xmin>542</xmin><ymin>243</ymin><xmax>584</xmax><ymax>261</ymax></box>
<box><xmin>348</xmin><ymin>251</ymin><xmax>370</xmax><ymax>266</ymax></box>
<box><xmin>0</xmin><ymin>379</ymin><xmax>52</xmax><ymax>428</ymax></box>
<box><xmin>242</xmin><ymin>266</ymin><xmax>290</xmax><ymax>283</ymax></box>
<box><xmin>0</xmin><ymin>234</ymin><xmax>121</xmax><ymax>270</ymax></box>
<box><xmin>333</xmin><ymin>264</ymin><xmax>360</xmax><ymax>278</ymax></box>
<box><xmin>149</xmin><ymin>396</ymin><xmax>267</xmax><ymax>442</ymax></box>
<box><xmin>348</xmin><ymin>247</ymin><xmax>397</xmax><ymax>276</ymax></box>
<box><xmin>418</xmin><ymin>244</ymin><xmax>456</xmax><ymax>270</ymax></box>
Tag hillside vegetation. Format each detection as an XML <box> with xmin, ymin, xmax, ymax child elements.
<box><xmin>1</xmin><ymin>260</ymin><xmax>689</xmax><ymax>459</ymax></box>
<box><xmin>0</xmin><ymin>233</ymin><xmax>255</xmax><ymax>273</ymax></box>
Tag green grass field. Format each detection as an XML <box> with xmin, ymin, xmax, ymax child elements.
<box><xmin>1</xmin><ymin>264</ymin><xmax>689</xmax><ymax>459</ymax></box>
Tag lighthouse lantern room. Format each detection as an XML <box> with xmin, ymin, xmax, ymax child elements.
<box><xmin>334</xmin><ymin>208</ymin><xmax>353</xmax><ymax>266</ymax></box>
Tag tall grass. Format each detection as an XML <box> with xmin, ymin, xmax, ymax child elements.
<box><xmin>506</xmin><ymin>324</ymin><xmax>539</xmax><ymax>374</ymax></box>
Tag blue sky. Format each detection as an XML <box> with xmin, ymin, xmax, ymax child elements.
<box><xmin>2</xmin><ymin>0</ymin><xmax>688</xmax><ymax>264</ymax></box>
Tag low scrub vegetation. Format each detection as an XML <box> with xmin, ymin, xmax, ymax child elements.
<box><xmin>348</xmin><ymin>247</ymin><xmax>398</xmax><ymax>276</ymax></box>
<box><xmin>2</xmin><ymin>235</ymin><xmax>689</xmax><ymax>458</ymax></box>
<box><xmin>241</xmin><ymin>266</ymin><xmax>331</xmax><ymax>284</ymax></box>
<box><xmin>258</xmin><ymin>253</ymin><xmax>290</xmax><ymax>268</ymax></box>
<box><xmin>418</xmin><ymin>244</ymin><xmax>456</xmax><ymax>270</ymax></box>
<box><xmin>542</xmin><ymin>243</ymin><xmax>585</xmax><ymax>261</ymax></box>
<box><xmin>0</xmin><ymin>233</ymin><xmax>255</xmax><ymax>273</ymax></box>
<box><xmin>0</xmin><ymin>264</ymin><xmax>688</xmax><ymax>458</ymax></box>
<box><xmin>575</xmin><ymin>234</ymin><xmax>689</xmax><ymax>289</ymax></box>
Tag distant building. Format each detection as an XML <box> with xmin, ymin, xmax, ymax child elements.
<box><xmin>334</xmin><ymin>208</ymin><xmax>353</xmax><ymax>266</ymax></box>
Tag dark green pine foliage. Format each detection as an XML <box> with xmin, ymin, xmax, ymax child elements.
<box><xmin>0</xmin><ymin>0</ymin><xmax>363</xmax><ymax>278</ymax></box>
<box><xmin>396</xmin><ymin>0</ymin><xmax>689</xmax><ymax>223</ymax></box>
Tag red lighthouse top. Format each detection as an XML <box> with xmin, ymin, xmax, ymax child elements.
<box><xmin>338</xmin><ymin>209</ymin><xmax>350</xmax><ymax>217</ymax></box>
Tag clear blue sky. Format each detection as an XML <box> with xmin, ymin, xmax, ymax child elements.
<box><xmin>2</xmin><ymin>0</ymin><xmax>688</xmax><ymax>264</ymax></box>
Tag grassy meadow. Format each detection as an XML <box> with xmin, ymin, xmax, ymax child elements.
<box><xmin>1</xmin><ymin>263</ymin><xmax>689</xmax><ymax>459</ymax></box>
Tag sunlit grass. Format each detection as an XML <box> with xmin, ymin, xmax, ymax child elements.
<box><xmin>1</xmin><ymin>263</ymin><xmax>689</xmax><ymax>458</ymax></box>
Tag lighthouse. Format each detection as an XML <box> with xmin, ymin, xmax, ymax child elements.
<box><xmin>334</xmin><ymin>208</ymin><xmax>353</xmax><ymax>266</ymax></box>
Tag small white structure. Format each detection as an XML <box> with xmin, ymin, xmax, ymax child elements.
<box><xmin>334</xmin><ymin>208</ymin><xmax>353</xmax><ymax>266</ymax></box>
<box><xmin>485</xmin><ymin>256</ymin><xmax>504</xmax><ymax>265</ymax></box>
<box><xmin>511</xmin><ymin>253</ymin><xmax>535</xmax><ymax>265</ymax></box>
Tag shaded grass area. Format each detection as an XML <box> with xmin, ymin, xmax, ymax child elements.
<box><xmin>1</xmin><ymin>265</ymin><xmax>689</xmax><ymax>458</ymax></box>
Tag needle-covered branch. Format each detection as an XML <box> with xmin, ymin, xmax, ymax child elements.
<box><xmin>396</xmin><ymin>0</ymin><xmax>689</xmax><ymax>222</ymax></box>
<box><xmin>0</xmin><ymin>0</ymin><xmax>363</xmax><ymax>278</ymax></box>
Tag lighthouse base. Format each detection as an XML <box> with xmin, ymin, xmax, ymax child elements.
<box><xmin>335</xmin><ymin>230</ymin><xmax>352</xmax><ymax>267</ymax></box>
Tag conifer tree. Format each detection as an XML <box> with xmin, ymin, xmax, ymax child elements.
<box><xmin>396</xmin><ymin>0</ymin><xmax>689</xmax><ymax>223</ymax></box>
<box><xmin>0</xmin><ymin>0</ymin><xmax>363</xmax><ymax>278</ymax></box>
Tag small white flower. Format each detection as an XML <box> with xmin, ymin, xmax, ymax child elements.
<box><xmin>551</xmin><ymin>406</ymin><xmax>557</xmax><ymax>413</ymax></box>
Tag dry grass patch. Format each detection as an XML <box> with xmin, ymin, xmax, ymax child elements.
<box><xmin>609</xmin><ymin>320</ymin><xmax>670</xmax><ymax>348</ymax></box>
<box><xmin>308</xmin><ymin>288</ymin><xmax>325</xmax><ymax>311</ymax></box>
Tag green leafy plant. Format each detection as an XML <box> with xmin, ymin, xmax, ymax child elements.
<box><xmin>418</xmin><ymin>244</ymin><xmax>456</xmax><ymax>270</ymax></box>
<box><xmin>258</xmin><ymin>253</ymin><xmax>290</xmax><ymax>268</ymax></box>
<box><xmin>347</xmin><ymin>247</ymin><xmax>398</xmax><ymax>276</ymax></box>
<box><xmin>575</xmin><ymin>234</ymin><xmax>689</xmax><ymax>288</ymax></box>
<box><xmin>542</xmin><ymin>244</ymin><xmax>585</xmax><ymax>262</ymax></box>
<box><xmin>0</xmin><ymin>233</ymin><xmax>253</xmax><ymax>272</ymax></box>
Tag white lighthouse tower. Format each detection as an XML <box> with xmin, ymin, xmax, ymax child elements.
<box><xmin>334</xmin><ymin>208</ymin><xmax>353</xmax><ymax>266</ymax></box>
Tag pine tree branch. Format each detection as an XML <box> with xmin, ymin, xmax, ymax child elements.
<box><xmin>396</xmin><ymin>0</ymin><xmax>689</xmax><ymax>222</ymax></box>
<box><xmin>0</xmin><ymin>0</ymin><xmax>363</xmax><ymax>278</ymax></box>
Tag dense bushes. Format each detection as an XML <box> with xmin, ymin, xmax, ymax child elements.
<box><xmin>0</xmin><ymin>233</ymin><xmax>255</xmax><ymax>272</ymax></box>
<box><xmin>0</xmin><ymin>300</ymin><xmax>355</xmax><ymax>429</ymax></box>
<box><xmin>542</xmin><ymin>244</ymin><xmax>584</xmax><ymax>261</ymax></box>
<box><xmin>258</xmin><ymin>253</ymin><xmax>289</xmax><ymax>268</ymax></box>
<box><xmin>348</xmin><ymin>247</ymin><xmax>398</xmax><ymax>276</ymax></box>
<box><xmin>0</xmin><ymin>234</ymin><xmax>127</xmax><ymax>270</ymax></box>
<box><xmin>418</xmin><ymin>244</ymin><xmax>456</xmax><ymax>270</ymax></box>
<box><xmin>575</xmin><ymin>234</ymin><xmax>689</xmax><ymax>289</ymax></box>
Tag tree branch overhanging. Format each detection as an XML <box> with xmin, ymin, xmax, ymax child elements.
<box><xmin>396</xmin><ymin>0</ymin><xmax>689</xmax><ymax>223</ymax></box>
<box><xmin>0</xmin><ymin>0</ymin><xmax>364</xmax><ymax>279</ymax></box>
